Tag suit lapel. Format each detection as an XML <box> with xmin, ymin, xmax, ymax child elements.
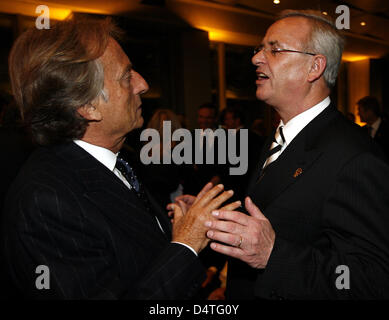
<box><xmin>144</xmin><ymin>187</ymin><xmax>172</xmax><ymax>234</ymax></box>
<box><xmin>248</xmin><ymin>105</ymin><xmax>338</xmax><ymax>210</ymax></box>
<box><xmin>247</xmin><ymin>132</ymin><xmax>274</xmax><ymax>191</ymax></box>
<box><xmin>248</xmin><ymin>134</ymin><xmax>323</xmax><ymax>209</ymax></box>
<box><xmin>54</xmin><ymin>143</ymin><xmax>170</xmax><ymax>242</ymax></box>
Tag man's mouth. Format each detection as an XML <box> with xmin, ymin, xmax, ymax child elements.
<box><xmin>257</xmin><ymin>72</ymin><xmax>269</xmax><ymax>80</ymax></box>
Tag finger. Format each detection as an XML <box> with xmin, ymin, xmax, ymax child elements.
<box><xmin>245</xmin><ymin>197</ymin><xmax>266</xmax><ymax>220</ymax></box>
<box><xmin>166</xmin><ymin>203</ymin><xmax>174</xmax><ymax>211</ymax></box>
<box><xmin>209</xmin><ymin>241</ymin><xmax>243</xmax><ymax>259</ymax></box>
<box><xmin>195</xmin><ymin>184</ymin><xmax>225</xmax><ymax>207</ymax></box>
<box><xmin>171</xmin><ymin>203</ymin><xmax>184</xmax><ymax>223</ymax></box>
<box><xmin>220</xmin><ymin>200</ymin><xmax>241</xmax><ymax>212</ymax></box>
<box><xmin>204</xmin><ymin>220</ymin><xmax>242</xmax><ymax>234</ymax></box>
<box><xmin>203</xmin><ymin>189</ymin><xmax>234</xmax><ymax>212</ymax></box>
<box><xmin>211</xmin><ymin>210</ymin><xmax>249</xmax><ymax>226</ymax></box>
<box><xmin>177</xmin><ymin>200</ymin><xmax>188</xmax><ymax>215</ymax></box>
<box><xmin>207</xmin><ymin>230</ymin><xmax>242</xmax><ymax>248</ymax></box>
<box><xmin>175</xmin><ymin>194</ymin><xmax>195</xmax><ymax>205</ymax></box>
<box><xmin>194</xmin><ymin>182</ymin><xmax>214</xmax><ymax>205</ymax></box>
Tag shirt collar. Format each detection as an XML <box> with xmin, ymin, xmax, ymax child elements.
<box><xmin>73</xmin><ymin>140</ymin><xmax>118</xmax><ymax>171</ymax></box>
<box><xmin>278</xmin><ymin>96</ymin><xmax>331</xmax><ymax>147</ymax></box>
<box><xmin>371</xmin><ymin>117</ymin><xmax>381</xmax><ymax>132</ymax></box>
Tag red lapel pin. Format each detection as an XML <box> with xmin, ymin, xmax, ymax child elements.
<box><xmin>293</xmin><ymin>168</ymin><xmax>303</xmax><ymax>178</ymax></box>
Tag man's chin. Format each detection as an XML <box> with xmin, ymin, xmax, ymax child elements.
<box><xmin>136</xmin><ymin>117</ymin><xmax>144</xmax><ymax>129</ymax></box>
<box><xmin>256</xmin><ymin>91</ymin><xmax>267</xmax><ymax>102</ymax></box>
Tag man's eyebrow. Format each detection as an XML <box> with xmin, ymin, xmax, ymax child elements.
<box><xmin>120</xmin><ymin>63</ymin><xmax>133</xmax><ymax>79</ymax></box>
<box><xmin>268</xmin><ymin>40</ymin><xmax>280</xmax><ymax>46</ymax></box>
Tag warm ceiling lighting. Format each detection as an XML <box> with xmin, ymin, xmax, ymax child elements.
<box><xmin>342</xmin><ymin>54</ymin><xmax>370</xmax><ymax>62</ymax></box>
<box><xmin>46</xmin><ymin>8</ymin><xmax>72</xmax><ymax>20</ymax></box>
<box><xmin>273</xmin><ymin>0</ymin><xmax>280</xmax><ymax>4</ymax></box>
<box><xmin>360</xmin><ymin>21</ymin><xmax>366</xmax><ymax>26</ymax></box>
<box><xmin>197</xmin><ymin>26</ymin><xmax>259</xmax><ymax>46</ymax></box>
<box><xmin>322</xmin><ymin>11</ymin><xmax>328</xmax><ymax>15</ymax></box>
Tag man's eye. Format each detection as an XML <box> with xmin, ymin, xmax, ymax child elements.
<box><xmin>121</xmin><ymin>73</ymin><xmax>132</xmax><ymax>85</ymax></box>
<box><xmin>271</xmin><ymin>48</ymin><xmax>282</xmax><ymax>55</ymax></box>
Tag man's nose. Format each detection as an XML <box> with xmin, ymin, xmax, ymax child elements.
<box><xmin>252</xmin><ymin>50</ymin><xmax>265</xmax><ymax>66</ymax></box>
<box><xmin>133</xmin><ymin>71</ymin><xmax>149</xmax><ymax>95</ymax></box>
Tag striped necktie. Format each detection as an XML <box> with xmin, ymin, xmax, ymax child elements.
<box><xmin>263</xmin><ymin>126</ymin><xmax>285</xmax><ymax>169</ymax></box>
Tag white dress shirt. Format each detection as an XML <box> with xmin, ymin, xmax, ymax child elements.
<box><xmin>73</xmin><ymin>140</ymin><xmax>198</xmax><ymax>256</ymax></box>
<box><xmin>74</xmin><ymin>139</ymin><xmax>133</xmax><ymax>189</ymax></box>
<box><xmin>276</xmin><ymin>96</ymin><xmax>331</xmax><ymax>156</ymax></box>
<box><xmin>370</xmin><ymin>117</ymin><xmax>382</xmax><ymax>138</ymax></box>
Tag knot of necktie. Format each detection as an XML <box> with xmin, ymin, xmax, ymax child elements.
<box><xmin>263</xmin><ymin>126</ymin><xmax>285</xmax><ymax>169</ymax></box>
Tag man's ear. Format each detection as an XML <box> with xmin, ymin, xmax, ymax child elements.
<box><xmin>308</xmin><ymin>54</ymin><xmax>326</xmax><ymax>83</ymax></box>
<box><xmin>77</xmin><ymin>103</ymin><xmax>102</xmax><ymax>121</ymax></box>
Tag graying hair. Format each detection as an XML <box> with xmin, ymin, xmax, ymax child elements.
<box><xmin>9</xmin><ymin>17</ymin><xmax>122</xmax><ymax>145</ymax></box>
<box><xmin>94</xmin><ymin>60</ymin><xmax>109</xmax><ymax>103</ymax></box>
<box><xmin>278</xmin><ymin>10</ymin><xmax>344</xmax><ymax>88</ymax></box>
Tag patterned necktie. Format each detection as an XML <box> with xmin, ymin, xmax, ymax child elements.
<box><xmin>115</xmin><ymin>157</ymin><xmax>141</xmax><ymax>193</ymax></box>
<box><xmin>263</xmin><ymin>126</ymin><xmax>286</xmax><ymax>169</ymax></box>
<box><xmin>115</xmin><ymin>157</ymin><xmax>168</xmax><ymax>236</ymax></box>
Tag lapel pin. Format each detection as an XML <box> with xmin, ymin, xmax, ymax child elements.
<box><xmin>293</xmin><ymin>168</ymin><xmax>303</xmax><ymax>178</ymax></box>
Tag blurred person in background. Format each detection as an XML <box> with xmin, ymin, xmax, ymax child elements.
<box><xmin>357</xmin><ymin>96</ymin><xmax>389</xmax><ymax>160</ymax></box>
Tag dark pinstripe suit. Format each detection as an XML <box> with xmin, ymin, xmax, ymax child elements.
<box><xmin>226</xmin><ymin>105</ymin><xmax>389</xmax><ymax>299</ymax></box>
<box><xmin>1</xmin><ymin>142</ymin><xmax>205</xmax><ymax>299</ymax></box>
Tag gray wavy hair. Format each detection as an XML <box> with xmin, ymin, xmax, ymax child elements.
<box><xmin>9</xmin><ymin>17</ymin><xmax>121</xmax><ymax>145</ymax></box>
<box><xmin>278</xmin><ymin>10</ymin><xmax>344</xmax><ymax>88</ymax></box>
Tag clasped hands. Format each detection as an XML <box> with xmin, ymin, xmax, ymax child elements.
<box><xmin>167</xmin><ymin>183</ymin><xmax>275</xmax><ymax>269</ymax></box>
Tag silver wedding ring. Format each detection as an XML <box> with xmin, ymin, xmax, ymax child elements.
<box><xmin>237</xmin><ymin>236</ymin><xmax>242</xmax><ymax>248</ymax></box>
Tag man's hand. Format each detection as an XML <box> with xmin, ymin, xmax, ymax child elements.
<box><xmin>170</xmin><ymin>184</ymin><xmax>238</xmax><ymax>253</ymax></box>
<box><xmin>167</xmin><ymin>182</ymin><xmax>241</xmax><ymax>220</ymax></box>
<box><xmin>205</xmin><ymin>197</ymin><xmax>275</xmax><ymax>269</ymax></box>
<box><xmin>171</xmin><ymin>182</ymin><xmax>214</xmax><ymax>216</ymax></box>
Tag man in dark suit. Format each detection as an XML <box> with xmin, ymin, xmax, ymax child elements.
<box><xmin>1</xmin><ymin>17</ymin><xmax>239</xmax><ymax>299</ymax></box>
<box><xmin>204</xmin><ymin>10</ymin><xmax>389</xmax><ymax>298</ymax></box>
<box><xmin>185</xmin><ymin>103</ymin><xmax>224</xmax><ymax>195</ymax></box>
<box><xmin>221</xmin><ymin>105</ymin><xmax>264</xmax><ymax>202</ymax></box>
<box><xmin>357</xmin><ymin>96</ymin><xmax>389</xmax><ymax>160</ymax></box>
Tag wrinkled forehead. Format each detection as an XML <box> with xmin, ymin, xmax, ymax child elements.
<box><xmin>264</xmin><ymin>17</ymin><xmax>312</xmax><ymax>47</ymax></box>
<box><xmin>99</xmin><ymin>38</ymin><xmax>131</xmax><ymax>76</ymax></box>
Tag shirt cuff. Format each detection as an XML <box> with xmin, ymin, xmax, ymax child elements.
<box><xmin>171</xmin><ymin>241</ymin><xmax>198</xmax><ymax>256</ymax></box>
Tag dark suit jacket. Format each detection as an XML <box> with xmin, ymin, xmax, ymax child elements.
<box><xmin>0</xmin><ymin>126</ymin><xmax>34</xmax><ymax>299</ymax></box>
<box><xmin>226</xmin><ymin>105</ymin><xmax>389</xmax><ymax>299</ymax></box>
<box><xmin>363</xmin><ymin>119</ymin><xmax>389</xmax><ymax>160</ymax></box>
<box><xmin>1</xmin><ymin>142</ymin><xmax>205</xmax><ymax>299</ymax></box>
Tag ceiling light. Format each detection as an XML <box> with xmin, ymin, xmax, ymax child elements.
<box><xmin>273</xmin><ymin>0</ymin><xmax>280</xmax><ymax>4</ymax></box>
<box><xmin>360</xmin><ymin>21</ymin><xmax>366</xmax><ymax>26</ymax></box>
